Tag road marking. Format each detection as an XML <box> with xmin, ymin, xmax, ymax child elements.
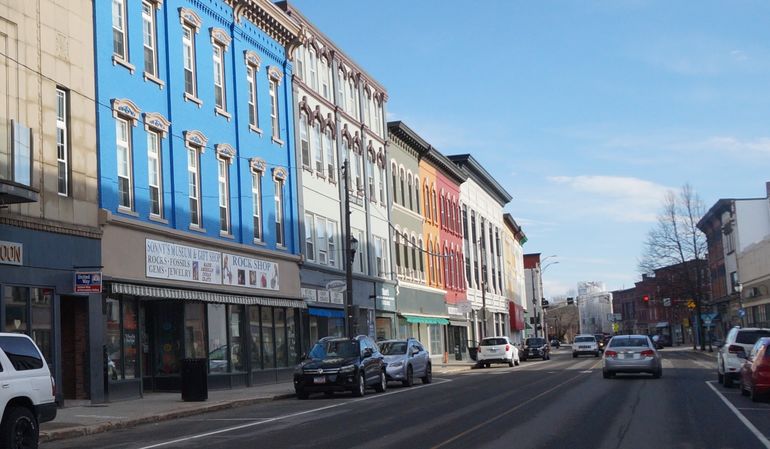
<box><xmin>705</xmin><ymin>381</ymin><xmax>770</xmax><ymax>449</ymax></box>
<box><xmin>178</xmin><ymin>418</ymin><xmax>273</xmax><ymax>422</ymax></box>
<box><xmin>738</xmin><ymin>408</ymin><xmax>770</xmax><ymax>411</ymax></box>
<box><xmin>137</xmin><ymin>378</ymin><xmax>452</xmax><ymax>449</ymax></box>
<box><xmin>73</xmin><ymin>414</ymin><xmax>128</xmax><ymax>419</ymax></box>
<box><xmin>580</xmin><ymin>370</ymin><xmax>593</xmax><ymax>374</ymax></box>
<box><xmin>430</xmin><ymin>369</ymin><xmax>592</xmax><ymax>449</ymax></box>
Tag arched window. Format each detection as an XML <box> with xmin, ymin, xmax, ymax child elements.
<box><xmin>312</xmin><ymin>121</ymin><xmax>322</xmax><ymax>173</ymax></box>
<box><xmin>443</xmin><ymin>244</ymin><xmax>449</xmax><ymax>288</ymax></box>
<box><xmin>402</xmin><ymin>231</ymin><xmax>409</xmax><ymax>274</ymax></box>
<box><xmin>391</xmin><ymin>162</ymin><xmax>398</xmax><ymax>200</ymax></box>
<box><xmin>342</xmin><ymin>138</ymin><xmax>351</xmax><ymax>189</ymax></box>
<box><xmin>428</xmin><ymin>240</ymin><xmax>434</xmax><ymax>285</ymax></box>
<box><xmin>432</xmin><ymin>188</ymin><xmax>438</xmax><ymax>223</ymax></box>
<box><xmin>324</xmin><ymin>129</ymin><xmax>335</xmax><ymax>181</ymax></box>
<box><xmin>419</xmin><ymin>237</ymin><xmax>425</xmax><ymax>280</ymax></box>
<box><xmin>299</xmin><ymin>113</ymin><xmax>310</xmax><ymax>168</ymax></box>
<box><xmin>407</xmin><ymin>173</ymin><xmax>413</xmax><ymax>210</ymax></box>
<box><xmin>353</xmin><ymin>143</ymin><xmax>362</xmax><ymax>193</ymax></box>
<box><xmin>399</xmin><ymin>168</ymin><xmax>405</xmax><ymax>206</ymax></box>
<box><xmin>415</xmin><ymin>179</ymin><xmax>421</xmax><ymax>214</ymax></box>
<box><xmin>411</xmin><ymin>235</ymin><xmax>417</xmax><ymax>278</ymax></box>
<box><xmin>440</xmin><ymin>194</ymin><xmax>446</xmax><ymax>229</ymax></box>
<box><xmin>394</xmin><ymin>229</ymin><xmax>401</xmax><ymax>273</ymax></box>
<box><xmin>423</xmin><ymin>183</ymin><xmax>430</xmax><ymax>220</ymax></box>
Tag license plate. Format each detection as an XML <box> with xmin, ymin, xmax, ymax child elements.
<box><xmin>314</xmin><ymin>376</ymin><xmax>326</xmax><ymax>384</ymax></box>
<box><xmin>489</xmin><ymin>348</ymin><xmax>497</xmax><ymax>352</ymax></box>
<box><xmin>579</xmin><ymin>346</ymin><xmax>588</xmax><ymax>349</ymax></box>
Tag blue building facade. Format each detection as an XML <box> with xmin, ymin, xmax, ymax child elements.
<box><xmin>93</xmin><ymin>0</ymin><xmax>304</xmax><ymax>399</ymax></box>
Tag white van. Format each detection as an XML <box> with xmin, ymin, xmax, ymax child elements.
<box><xmin>0</xmin><ymin>333</ymin><xmax>57</xmax><ymax>449</ymax></box>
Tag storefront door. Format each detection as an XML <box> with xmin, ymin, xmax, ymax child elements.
<box><xmin>142</xmin><ymin>302</ymin><xmax>183</xmax><ymax>391</ymax></box>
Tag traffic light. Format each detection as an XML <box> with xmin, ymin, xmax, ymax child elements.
<box><xmin>541</xmin><ymin>298</ymin><xmax>549</xmax><ymax>308</ymax></box>
<box><xmin>643</xmin><ymin>295</ymin><xmax>650</xmax><ymax>303</ymax></box>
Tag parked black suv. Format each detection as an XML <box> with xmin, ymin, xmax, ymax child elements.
<box><xmin>294</xmin><ymin>335</ymin><xmax>386</xmax><ymax>399</ymax></box>
<box><xmin>521</xmin><ymin>337</ymin><xmax>550</xmax><ymax>361</ymax></box>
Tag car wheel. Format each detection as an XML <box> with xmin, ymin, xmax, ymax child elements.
<box><xmin>402</xmin><ymin>365</ymin><xmax>414</xmax><ymax>387</ymax></box>
<box><xmin>374</xmin><ymin>370</ymin><xmax>387</xmax><ymax>393</ymax></box>
<box><xmin>594</xmin><ymin>351</ymin><xmax>599</xmax><ymax>357</ymax></box>
<box><xmin>508</xmin><ymin>358</ymin><xmax>514</xmax><ymax>367</ymax></box>
<box><xmin>353</xmin><ymin>373</ymin><xmax>366</xmax><ymax>397</ymax></box>
<box><xmin>1</xmin><ymin>406</ymin><xmax>38</xmax><ymax>449</ymax></box>
<box><xmin>653</xmin><ymin>368</ymin><xmax>662</xmax><ymax>379</ymax></box>
<box><xmin>514</xmin><ymin>357</ymin><xmax>520</xmax><ymax>366</ymax></box>
<box><xmin>603</xmin><ymin>370</ymin><xmax>612</xmax><ymax>379</ymax></box>
<box><xmin>573</xmin><ymin>353</ymin><xmax>577</xmax><ymax>358</ymax></box>
<box><xmin>545</xmin><ymin>353</ymin><xmax>550</xmax><ymax>360</ymax></box>
<box><xmin>724</xmin><ymin>374</ymin><xmax>734</xmax><ymax>388</ymax></box>
<box><xmin>718</xmin><ymin>371</ymin><xmax>724</xmax><ymax>384</ymax></box>
<box><xmin>741</xmin><ymin>380</ymin><xmax>750</xmax><ymax>397</ymax></box>
<box><xmin>422</xmin><ymin>363</ymin><xmax>432</xmax><ymax>384</ymax></box>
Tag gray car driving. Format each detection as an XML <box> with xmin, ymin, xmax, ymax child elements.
<box><xmin>379</xmin><ymin>338</ymin><xmax>432</xmax><ymax>387</ymax></box>
<box><xmin>602</xmin><ymin>335</ymin><xmax>662</xmax><ymax>379</ymax></box>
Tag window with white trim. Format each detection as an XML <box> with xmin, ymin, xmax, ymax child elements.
<box><xmin>374</xmin><ymin>236</ymin><xmax>388</xmax><ymax>278</ymax></box>
<box><xmin>308</xmin><ymin>48</ymin><xmax>318</xmax><ymax>90</ymax></box>
<box><xmin>56</xmin><ymin>88</ymin><xmax>68</xmax><ymax>196</ymax></box>
<box><xmin>312</xmin><ymin>122</ymin><xmax>323</xmax><ymax>174</ymax></box>
<box><xmin>315</xmin><ymin>215</ymin><xmax>328</xmax><ymax>265</ymax></box>
<box><xmin>353</xmin><ymin>146</ymin><xmax>363</xmax><ymax>193</ymax></box>
<box><xmin>367</xmin><ymin>153</ymin><xmax>375</xmax><ymax>200</ymax></box>
<box><xmin>252</xmin><ymin>169</ymin><xmax>263</xmax><ymax>242</ymax></box>
<box><xmin>324</xmin><ymin>129</ymin><xmax>335</xmax><ymax>182</ymax></box>
<box><xmin>294</xmin><ymin>46</ymin><xmax>305</xmax><ymax>80</ymax></box>
<box><xmin>247</xmin><ymin>66</ymin><xmax>258</xmax><ymax>128</ymax></box>
<box><xmin>378</xmin><ymin>164</ymin><xmax>385</xmax><ymax>204</ymax></box>
<box><xmin>299</xmin><ymin>113</ymin><xmax>310</xmax><ymax>168</ymax></box>
<box><xmin>274</xmin><ymin>179</ymin><xmax>285</xmax><ymax>246</ymax></box>
<box><xmin>142</xmin><ymin>1</ymin><xmax>157</xmax><ymax>76</ymax></box>
<box><xmin>337</xmin><ymin>69</ymin><xmax>345</xmax><ymax>107</ymax></box>
<box><xmin>112</xmin><ymin>0</ymin><xmax>128</xmax><ymax>60</ymax></box>
<box><xmin>116</xmin><ymin>118</ymin><xmax>132</xmax><ymax>209</ymax></box>
<box><xmin>415</xmin><ymin>179</ymin><xmax>421</xmax><ymax>214</ymax></box>
<box><xmin>187</xmin><ymin>146</ymin><xmax>201</xmax><ymax>227</ymax></box>
<box><xmin>182</xmin><ymin>25</ymin><xmax>197</xmax><ymax>97</ymax></box>
<box><xmin>147</xmin><ymin>130</ymin><xmax>162</xmax><ymax>217</ymax></box>
<box><xmin>327</xmin><ymin>220</ymin><xmax>337</xmax><ymax>267</ymax></box>
<box><xmin>217</xmin><ymin>157</ymin><xmax>230</xmax><ymax>234</ymax></box>
<box><xmin>304</xmin><ymin>213</ymin><xmax>314</xmax><ymax>261</ymax></box>
<box><xmin>304</xmin><ymin>213</ymin><xmax>338</xmax><ymax>267</ymax></box>
<box><xmin>269</xmin><ymin>78</ymin><xmax>280</xmax><ymax>139</ymax></box>
<box><xmin>320</xmin><ymin>58</ymin><xmax>330</xmax><ymax>100</ymax></box>
<box><xmin>213</xmin><ymin>44</ymin><xmax>226</xmax><ymax>111</ymax></box>
<box><xmin>354</xmin><ymin>229</ymin><xmax>366</xmax><ymax>274</ymax></box>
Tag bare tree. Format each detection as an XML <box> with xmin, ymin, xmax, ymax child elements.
<box><xmin>639</xmin><ymin>183</ymin><xmax>708</xmax><ymax>349</ymax></box>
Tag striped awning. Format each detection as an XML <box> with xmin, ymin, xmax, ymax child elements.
<box><xmin>110</xmin><ymin>282</ymin><xmax>306</xmax><ymax>309</ymax></box>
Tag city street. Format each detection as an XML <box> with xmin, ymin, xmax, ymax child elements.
<box><xmin>44</xmin><ymin>348</ymin><xmax>770</xmax><ymax>449</ymax></box>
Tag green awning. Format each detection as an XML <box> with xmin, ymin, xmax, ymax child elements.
<box><xmin>403</xmin><ymin>315</ymin><xmax>449</xmax><ymax>325</ymax></box>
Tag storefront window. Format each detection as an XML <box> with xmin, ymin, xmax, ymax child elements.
<box><xmin>123</xmin><ymin>300</ymin><xmax>138</xmax><ymax>378</ymax></box>
<box><xmin>429</xmin><ymin>324</ymin><xmax>443</xmax><ymax>356</ymax></box>
<box><xmin>105</xmin><ymin>298</ymin><xmax>121</xmax><ymax>380</ymax></box>
<box><xmin>261</xmin><ymin>307</ymin><xmax>274</xmax><ymax>369</ymax></box>
<box><xmin>30</xmin><ymin>288</ymin><xmax>52</xmax><ymax>363</ymax></box>
<box><xmin>249</xmin><ymin>306</ymin><xmax>262</xmax><ymax>370</ymax></box>
<box><xmin>376</xmin><ymin>317</ymin><xmax>392</xmax><ymax>341</ymax></box>
<box><xmin>207</xmin><ymin>304</ymin><xmax>228</xmax><ymax>373</ymax></box>
<box><xmin>230</xmin><ymin>305</ymin><xmax>244</xmax><ymax>372</ymax></box>
<box><xmin>274</xmin><ymin>308</ymin><xmax>287</xmax><ymax>368</ymax></box>
<box><xmin>184</xmin><ymin>303</ymin><xmax>205</xmax><ymax>358</ymax></box>
<box><xmin>3</xmin><ymin>286</ymin><xmax>28</xmax><ymax>334</ymax></box>
<box><xmin>286</xmin><ymin>309</ymin><xmax>297</xmax><ymax>365</ymax></box>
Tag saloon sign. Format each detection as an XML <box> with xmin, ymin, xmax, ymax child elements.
<box><xmin>0</xmin><ymin>241</ymin><xmax>22</xmax><ymax>266</ymax></box>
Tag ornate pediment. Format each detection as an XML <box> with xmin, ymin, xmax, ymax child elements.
<box><xmin>111</xmin><ymin>98</ymin><xmax>141</xmax><ymax>124</ymax></box>
<box><xmin>143</xmin><ymin>112</ymin><xmax>170</xmax><ymax>136</ymax></box>
<box><xmin>184</xmin><ymin>130</ymin><xmax>208</xmax><ymax>151</ymax></box>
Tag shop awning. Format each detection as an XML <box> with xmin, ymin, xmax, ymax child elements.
<box><xmin>110</xmin><ymin>282</ymin><xmax>306</xmax><ymax>309</ymax></box>
<box><xmin>309</xmin><ymin>307</ymin><xmax>345</xmax><ymax>318</ymax></box>
<box><xmin>448</xmin><ymin>319</ymin><xmax>467</xmax><ymax>327</ymax></box>
<box><xmin>655</xmin><ymin>321</ymin><xmax>669</xmax><ymax>328</ymax></box>
<box><xmin>402</xmin><ymin>315</ymin><xmax>449</xmax><ymax>325</ymax></box>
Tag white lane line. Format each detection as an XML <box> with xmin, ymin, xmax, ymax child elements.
<box><xmin>739</xmin><ymin>408</ymin><xmax>770</xmax><ymax>412</ymax></box>
<box><xmin>178</xmin><ymin>418</ymin><xmax>273</xmax><ymax>422</ymax></box>
<box><xmin>706</xmin><ymin>381</ymin><xmax>770</xmax><ymax>449</ymax></box>
<box><xmin>137</xmin><ymin>378</ymin><xmax>452</xmax><ymax>449</ymax></box>
<box><xmin>74</xmin><ymin>415</ymin><xmax>128</xmax><ymax>419</ymax></box>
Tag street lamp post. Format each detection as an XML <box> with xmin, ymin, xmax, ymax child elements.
<box><xmin>735</xmin><ymin>283</ymin><xmax>744</xmax><ymax>327</ymax></box>
<box><xmin>342</xmin><ymin>160</ymin><xmax>359</xmax><ymax>338</ymax></box>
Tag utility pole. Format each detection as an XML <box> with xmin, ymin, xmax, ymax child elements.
<box><xmin>343</xmin><ymin>160</ymin><xmax>355</xmax><ymax>339</ymax></box>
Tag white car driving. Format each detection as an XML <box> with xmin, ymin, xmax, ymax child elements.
<box><xmin>573</xmin><ymin>334</ymin><xmax>600</xmax><ymax>358</ymax></box>
<box><xmin>718</xmin><ymin>327</ymin><xmax>770</xmax><ymax>387</ymax></box>
<box><xmin>476</xmin><ymin>336</ymin><xmax>520</xmax><ymax>368</ymax></box>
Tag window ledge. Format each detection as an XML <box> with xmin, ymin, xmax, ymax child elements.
<box><xmin>149</xmin><ymin>215</ymin><xmax>168</xmax><ymax>224</ymax></box>
<box><xmin>315</xmin><ymin>171</ymin><xmax>326</xmax><ymax>180</ymax></box>
<box><xmin>117</xmin><ymin>206</ymin><xmax>138</xmax><ymax>217</ymax></box>
<box><xmin>144</xmin><ymin>72</ymin><xmax>164</xmax><ymax>89</ymax></box>
<box><xmin>219</xmin><ymin>231</ymin><xmax>234</xmax><ymax>239</ymax></box>
<box><xmin>184</xmin><ymin>92</ymin><xmax>203</xmax><ymax>107</ymax></box>
<box><xmin>189</xmin><ymin>224</ymin><xmax>206</xmax><ymax>233</ymax></box>
<box><xmin>302</xmin><ymin>165</ymin><xmax>313</xmax><ymax>173</ymax></box>
<box><xmin>253</xmin><ymin>238</ymin><xmax>266</xmax><ymax>246</ymax></box>
<box><xmin>276</xmin><ymin>244</ymin><xmax>287</xmax><ymax>250</ymax></box>
<box><xmin>113</xmin><ymin>55</ymin><xmax>135</xmax><ymax>74</ymax></box>
<box><xmin>215</xmin><ymin>107</ymin><xmax>232</xmax><ymax>121</ymax></box>
<box><xmin>249</xmin><ymin>124</ymin><xmax>263</xmax><ymax>135</ymax></box>
<box><xmin>272</xmin><ymin>136</ymin><xmax>284</xmax><ymax>146</ymax></box>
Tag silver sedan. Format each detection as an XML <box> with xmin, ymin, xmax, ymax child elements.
<box><xmin>602</xmin><ymin>335</ymin><xmax>662</xmax><ymax>379</ymax></box>
<box><xmin>379</xmin><ymin>338</ymin><xmax>432</xmax><ymax>387</ymax></box>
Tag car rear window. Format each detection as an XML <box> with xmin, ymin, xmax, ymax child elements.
<box><xmin>526</xmin><ymin>338</ymin><xmax>546</xmax><ymax>346</ymax></box>
<box><xmin>481</xmin><ymin>338</ymin><xmax>508</xmax><ymax>346</ymax></box>
<box><xmin>575</xmin><ymin>336</ymin><xmax>595</xmax><ymax>343</ymax></box>
<box><xmin>609</xmin><ymin>337</ymin><xmax>649</xmax><ymax>348</ymax></box>
<box><xmin>0</xmin><ymin>336</ymin><xmax>43</xmax><ymax>371</ymax></box>
<box><xmin>736</xmin><ymin>331</ymin><xmax>770</xmax><ymax>345</ymax></box>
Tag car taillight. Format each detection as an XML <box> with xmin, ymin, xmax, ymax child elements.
<box><xmin>605</xmin><ymin>350</ymin><xmax>618</xmax><ymax>358</ymax></box>
<box><xmin>728</xmin><ymin>345</ymin><xmax>744</xmax><ymax>354</ymax></box>
<box><xmin>641</xmin><ymin>350</ymin><xmax>655</xmax><ymax>358</ymax></box>
<box><xmin>51</xmin><ymin>376</ymin><xmax>56</xmax><ymax>397</ymax></box>
<box><xmin>505</xmin><ymin>344</ymin><xmax>510</xmax><ymax>351</ymax></box>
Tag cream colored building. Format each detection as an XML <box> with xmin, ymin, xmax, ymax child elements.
<box><xmin>503</xmin><ymin>213</ymin><xmax>527</xmax><ymax>344</ymax></box>
<box><xmin>0</xmin><ymin>0</ymin><xmax>101</xmax><ymax>403</ymax></box>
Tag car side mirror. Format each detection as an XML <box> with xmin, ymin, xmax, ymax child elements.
<box><xmin>301</xmin><ymin>352</ymin><xmax>307</xmax><ymax>360</ymax></box>
<box><xmin>411</xmin><ymin>348</ymin><xmax>419</xmax><ymax>357</ymax></box>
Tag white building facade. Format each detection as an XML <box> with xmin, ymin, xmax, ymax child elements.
<box><xmin>577</xmin><ymin>281</ymin><xmax>614</xmax><ymax>334</ymax></box>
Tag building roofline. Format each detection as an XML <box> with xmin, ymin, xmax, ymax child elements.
<box><xmin>503</xmin><ymin>213</ymin><xmax>527</xmax><ymax>243</ymax></box>
<box><xmin>227</xmin><ymin>0</ymin><xmax>300</xmax><ymax>47</ymax></box>
<box><xmin>387</xmin><ymin>121</ymin><xmax>430</xmax><ymax>156</ymax></box>
<box><xmin>275</xmin><ymin>1</ymin><xmax>387</xmax><ymax>95</ymax></box>
<box><xmin>447</xmin><ymin>154</ymin><xmax>512</xmax><ymax>205</ymax></box>
<box><xmin>424</xmin><ymin>147</ymin><xmax>468</xmax><ymax>185</ymax></box>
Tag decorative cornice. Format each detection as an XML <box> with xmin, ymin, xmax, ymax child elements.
<box><xmin>210</xmin><ymin>27</ymin><xmax>232</xmax><ymax>49</ymax></box>
<box><xmin>272</xmin><ymin>166</ymin><xmax>288</xmax><ymax>181</ymax></box>
<box><xmin>324</xmin><ymin>113</ymin><xmax>336</xmax><ymax>137</ymax></box>
<box><xmin>341</xmin><ymin>124</ymin><xmax>353</xmax><ymax>146</ymax></box>
<box><xmin>297</xmin><ymin>96</ymin><xmax>313</xmax><ymax>118</ymax></box>
<box><xmin>229</xmin><ymin>0</ymin><xmax>300</xmax><ymax>48</ymax></box>
<box><xmin>111</xmin><ymin>98</ymin><xmax>141</xmax><ymax>125</ymax></box>
<box><xmin>179</xmin><ymin>7</ymin><xmax>202</xmax><ymax>31</ymax></box>
<box><xmin>184</xmin><ymin>130</ymin><xmax>208</xmax><ymax>151</ymax></box>
<box><xmin>250</xmin><ymin>157</ymin><xmax>267</xmax><ymax>173</ymax></box>
<box><xmin>142</xmin><ymin>112</ymin><xmax>170</xmax><ymax>136</ymax></box>
<box><xmin>448</xmin><ymin>154</ymin><xmax>512</xmax><ymax>205</ymax></box>
<box><xmin>244</xmin><ymin>50</ymin><xmax>261</xmax><ymax>69</ymax></box>
<box><xmin>215</xmin><ymin>143</ymin><xmax>236</xmax><ymax>161</ymax></box>
<box><xmin>0</xmin><ymin>213</ymin><xmax>102</xmax><ymax>240</ymax></box>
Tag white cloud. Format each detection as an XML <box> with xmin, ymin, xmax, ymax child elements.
<box><xmin>696</xmin><ymin>136</ymin><xmax>770</xmax><ymax>155</ymax></box>
<box><xmin>546</xmin><ymin>175</ymin><xmax>673</xmax><ymax>223</ymax></box>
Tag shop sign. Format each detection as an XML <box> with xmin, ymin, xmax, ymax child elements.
<box><xmin>330</xmin><ymin>292</ymin><xmax>344</xmax><ymax>304</ymax></box>
<box><xmin>222</xmin><ymin>253</ymin><xmax>280</xmax><ymax>291</ymax></box>
<box><xmin>317</xmin><ymin>290</ymin><xmax>330</xmax><ymax>303</ymax></box>
<box><xmin>0</xmin><ymin>241</ymin><xmax>22</xmax><ymax>266</ymax></box>
<box><xmin>145</xmin><ymin>239</ymin><xmax>221</xmax><ymax>284</ymax></box>
<box><xmin>325</xmin><ymin>280</ymin><xmax>347</xmax><ymax>293</ymax></box>
<box><xmin>457</xmin><ymin>301</ymin><xmax>472</xmax><ymax>314</ymax></box>
<box><xmin>75</xmin><ymin>271</ymin><xmax>102</xmax><ymax>293</ymax></box>
<box><xmin>301</xmin><ymin>288</ymin><xmax>317</xmax><ymax>302</ymax></box>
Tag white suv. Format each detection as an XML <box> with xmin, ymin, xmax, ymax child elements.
<box><xmin>718</xmin><ymin>327</ymin><xmax>770</xmax><ymax>387</ymax></box>
<box><xmin>573</xmin><ymin>334</ymin><xmax>600</xmax><ymax>358</ymax></box>
<box><xmin>0</xmin><ymin>333</ymin><xmax>57</xmax><ymax>449</ymax></box>
<box><xmin>476</xmin><ymin>336</ymin><xmax>520</xmax><ymax>368</ymax></box>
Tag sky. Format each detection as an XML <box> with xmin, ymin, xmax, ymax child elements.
<box><xmin>290</xmin><ymin>0</ymin><xmax>770</xmax><ymax>297</ymax></box>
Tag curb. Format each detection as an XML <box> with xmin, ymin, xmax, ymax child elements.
<box><xmin>40</xmin><ymin>392</ymin><xmax>296</xmax><ymax>443</ymax></box>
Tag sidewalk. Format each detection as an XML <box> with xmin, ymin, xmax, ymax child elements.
<box><xmin>40</xmin><ymin>362</ymin><xmax>474</xmax><ymax>443</ymax></box>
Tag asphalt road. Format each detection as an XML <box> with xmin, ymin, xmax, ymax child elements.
<box><xmin>45</xmin><ymin>348</ymin><xmax>770</xmax><ymax>449</ymax></box>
